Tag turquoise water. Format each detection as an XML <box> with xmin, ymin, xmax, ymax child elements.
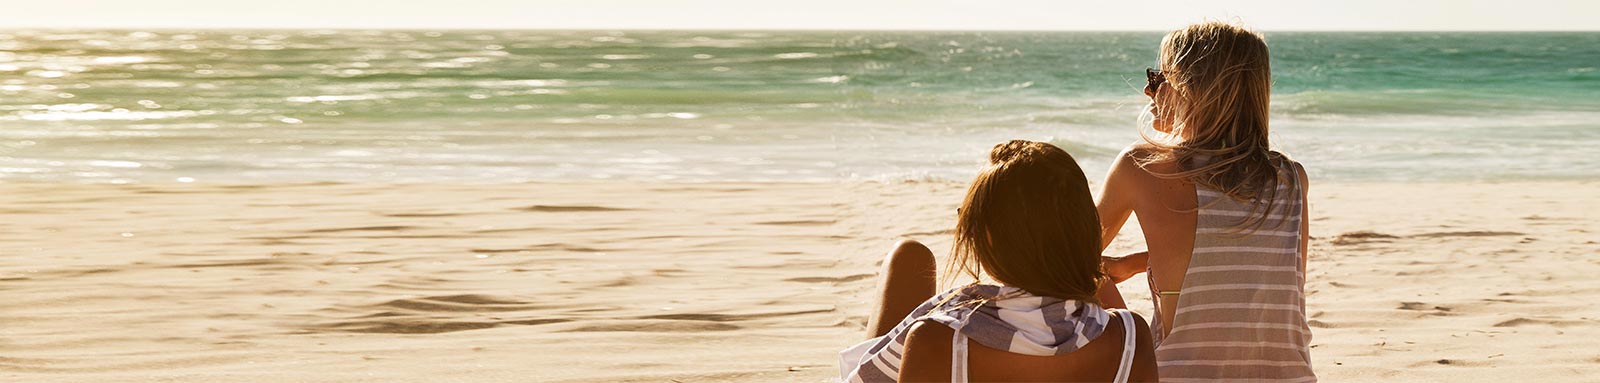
<box><xmin>0</xmin><ymin>30</ymin><xmax>1595</xmax><ymax>183</ymax></box>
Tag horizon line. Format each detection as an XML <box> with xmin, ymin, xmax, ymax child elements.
<box><xmin>2</xmin><ymin>26</ymin><xmax>1598</xmax><ymax>33</ymax></box>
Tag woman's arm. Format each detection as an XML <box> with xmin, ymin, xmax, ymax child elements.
<box><xmin>1094</xmin><ymin>147</ymin><xmax>1145</xmax><ymax>308</ymax></box>
<box><xmin>899</xmin><ymin>320</ymin><xmax>953</xmax><ymax>382</ymax></box>
<box><xmin>1097</xmin><ymin>147</ymin><xmax>1139</xmax><ymax>252</ymax></box>
<box><xmin>1104</xmin><ymin>251</ymin><xmax>1149</xmax><ymax>284</ymax></box>
<box><xmin>1298</xmin><ymin>164</ymin><xmax>1311</xmax><ymax>278</ymax></box>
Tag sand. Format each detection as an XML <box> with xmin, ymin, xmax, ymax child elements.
<box><xmin>1</xmin><ymin>181</ymin><xmax>1596</xmax><ymax>382</ymax></box>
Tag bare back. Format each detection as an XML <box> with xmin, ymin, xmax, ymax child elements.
<box><xmin>899</xmin><ymin>311</ymin><xmax>1159</xmax><ymax>382</ymax></box>
<box><xmin>1096</xmin><ymin>144</ymin><xmax>1199</xmax><ymax>335</ymax></box>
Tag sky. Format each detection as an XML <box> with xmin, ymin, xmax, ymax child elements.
<box><xmin>0</xmin><ymin>0</ymin><xmax>1595</xmax><ymax>31</ymax></box>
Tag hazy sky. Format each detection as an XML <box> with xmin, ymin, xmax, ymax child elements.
<box><xmin>1</xmin><ymin>0</ymin><xmax>1595</xmax><ymax>31</ymax></box>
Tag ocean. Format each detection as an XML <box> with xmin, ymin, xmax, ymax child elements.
<box><xmin>1</xmin><ymin>30</ymin><xmax>1596</xmax><ymax>183</ymax></box>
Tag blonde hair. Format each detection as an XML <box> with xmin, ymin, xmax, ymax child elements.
<box><xmin>1139</xmin><ymin>21</ymin><xmax>1285</xmax><ymax>227</ymax></box>
<box><xmin>946</xmin><ymin>140</ymin><xmax>1105</xmax><ymax>302</ymax></box>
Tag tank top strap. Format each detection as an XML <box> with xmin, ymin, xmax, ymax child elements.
<box><xmin>1113</xmin><ymin>309</ymin><xmax>1137</xmax><ymax>383</ymax></box>
<box><xmin>950</xmin><ymin>322</ymin><xmax>969</xmax><ymax>383</ymax></box>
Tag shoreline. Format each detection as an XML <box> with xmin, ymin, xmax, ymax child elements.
<box><xmin>3</xmin><ymin>178</ymin><xmax>1594</xmax><ymax>186</ymax></box>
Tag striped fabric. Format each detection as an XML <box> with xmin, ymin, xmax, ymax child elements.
<box><xmin>1150</xmin><ymin>155</ymin><xmax>1316</xmax><ymax>382</ymax></box>
<box><xmin>839</xmin><ymin>284</ymin><xmax>1111</xmax><ymax>382</ymax></box>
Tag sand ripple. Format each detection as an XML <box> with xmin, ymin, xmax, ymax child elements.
<box><xmin>3</xmin><ymin>181</ymin><xmax>1596</xmax><ymax>382</ymax></box>
<box><xmin>0</xmin><ymin>182</ymin><xmax>877</xmax><ymax>382</ymax></box>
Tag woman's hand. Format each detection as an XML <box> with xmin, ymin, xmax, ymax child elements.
<box><xmin>1102</xmin><ymin>251</ymin><xmax>1150</xmax><ymax>284</ymax></box>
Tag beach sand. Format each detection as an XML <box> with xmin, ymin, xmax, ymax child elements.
<box><xmin>1</xmin><ymin>181</ymin><xmax>1596</xmax><ymax>382</ymax></box>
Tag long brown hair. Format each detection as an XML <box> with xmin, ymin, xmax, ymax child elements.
<box><xmin>947</xmin><ymin>140</ymin><xmax>1105</xmax><ymax>302</ymax></box>
<box><xmin>1140</xmin><ymin>21</ymin><xmax>1285</xmax><ymax>224</ymax></box>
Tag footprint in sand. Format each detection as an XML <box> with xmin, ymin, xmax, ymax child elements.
<box><xmin>560</xmin><ymin>321</ymin><xmax>742</xmax><ymax>332</ymax></box>
<box><xmin>784</xmin><ymin>273</ymin><xmax>876</xmax><ymax>284</ymax></box>
<box><xmin>1331</xmin><ymin>231</ymin><xmax>1398</xmax><ymax>245</ymax></box>
<box><xmin>309</xmin><ymin>294</ymin><xmax>581</xmax><ymax>334</ymax></box>
<box><xmin>755</xmin><ymin>219</ymin><xmax>836</xmax><ymax>226</ymax></box>
<box><xmin>305</xmin><ymin>225</ymin><xmax>422</xmax><ymax>233</ymax></box>
<box><xmin>1493</xmin><ymin>317</ymin><xmax>1586</xmax><ymax>328</ymax></box>
<box><xmin>636</xmin><ymin>307</ymin><xmax>835</xmax><ymax>322</ymax></box>
<box><xmin>517</xmin><ymin>204</ymin><xmax>631</xmax><ymax>212</ymax></box>
<box><xmin>1409</xmin><ymin>231</ymin><xmax>1524</xmax><ymax>238</ymax></box>
<box><xmin>1397</xmin><ymin>301</ymin><xmax>1454</xmax><ymax>316</ymax></box>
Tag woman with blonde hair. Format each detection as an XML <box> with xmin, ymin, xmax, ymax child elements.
<box><xmin>1096</xmin><ymin>21</ymin><xmax>1316</xmax><ymax>381</ymax></box>
<box><xmin>840</xmin><ymin>140</ymin><xmax>1157</xmax><ymax>382</ymax></box>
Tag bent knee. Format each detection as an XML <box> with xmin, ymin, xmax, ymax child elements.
<box><xmin>885</xmin><ymin>239</ymin><xmax>936</xmax><ymax>272</ymax></box>
<box><xmin>893</xmin><ymin>239</ymin><xmax>932</xmax><ymax>255</ymax></box>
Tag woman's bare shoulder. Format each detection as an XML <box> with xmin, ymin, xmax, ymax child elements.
<box><xmin>1111</xmin><ymin>142</ymin><xmax>1180</xmax><ymax>183</ymax></box>
<box><xmin>905</xmin><ymin>319</ymin><xmax>954</xmax><ymax>344</ymax></box>
<box><xmin>899</xmin><ymin>320</ymin><xmax>954</xmax><ymax>381</ymax></box>
<box><xmin>1117</xmin><ymin>141</ymin><xmax>1161</xmax><ymax>159</ymax></box>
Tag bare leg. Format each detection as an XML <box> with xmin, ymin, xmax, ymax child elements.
<box><xmin>867</xmin><ymin>239</ymin><xmax>937</xmax><ymax>338</ymax></box>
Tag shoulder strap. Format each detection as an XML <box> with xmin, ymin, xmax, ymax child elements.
<box><xmin>950</xmin><ymin>323</ymin><xmax>969</xmax><ymax>383</ymax></box>
<box><xmin>1113</xmin><ymin>309</ymin><xmax>1137</xmax><ymax>383</ymax></box>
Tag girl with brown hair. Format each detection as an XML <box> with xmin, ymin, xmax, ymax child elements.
<box><xmin>839</xmin><ymin>140</ymin><xmax>1157</xmax><ymax>382</ymax></box>
<box><xmin>1096</xmin><ymin>21</ymin><xmax>1316</xmax><ymax>381</ymax></box>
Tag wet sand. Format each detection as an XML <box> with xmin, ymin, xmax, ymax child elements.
<box><xmin>1</xmin><ymin>181</ymin><xmax>1596</xmax><ymax>381</ymax></box>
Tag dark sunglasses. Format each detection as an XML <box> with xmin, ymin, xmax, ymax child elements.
<box><xmin>1144</xmin><ymin>68</ymin><xmax>1165</xmax><ymax>98</ymax></box>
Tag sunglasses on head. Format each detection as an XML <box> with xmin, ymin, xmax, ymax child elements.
<box><xmin>1144</xmin><ymin>68</ymin><xmax>1165</xmax><ymax>98</ymax></box>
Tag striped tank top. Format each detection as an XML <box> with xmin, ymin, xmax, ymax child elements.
<box><xmin>1150</xmin><ymin>155</ymin><xmax>1316</xmax><ymax>382</ymax></box>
